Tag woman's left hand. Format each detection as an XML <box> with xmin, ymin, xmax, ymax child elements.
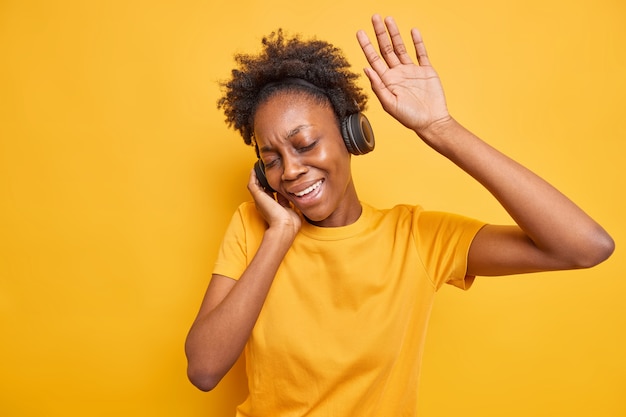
<box><xmin>357</xmin><ymin>14</ymin><xmax>450</xmax><ymax>135</ymax></box>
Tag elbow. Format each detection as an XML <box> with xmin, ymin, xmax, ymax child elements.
<box><xmin>584</xmin><ymin>232</ymin><xmax>615</xmax><ymax>268</ymax></box>
<box><xmin>185</xmin><ymin>350</ymin><xmax>225</xmax><ymax>392</ymax></box>
<box><xmin>570</xmin><ymin>228</ymin><xmax>615</xmax><ymax>269</ymax></box>
<box><xmin>185</xmin><ymin>333</ymin><xmax>227</xmax><ymax>392</ymax></box>
<box><xmin>187</xmin><ymin>365</ymin><xmax>222</xmax><ymax>392</ymax></box>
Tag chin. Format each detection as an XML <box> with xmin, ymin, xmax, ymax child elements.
<box><xmin>301</xmin><ymin>212</ymin><xmax>326</xmax><ymax>223</ymax></box>
<box><xmin>299</xmin><ymin>208</ymin><xmax>331</xmax><ymax>224</ymax></box>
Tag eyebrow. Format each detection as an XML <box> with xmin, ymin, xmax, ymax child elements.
<box><xmin>258</xmin><ymin>124</ymin><xmax>311</xmax><ymax>153</ymax></box>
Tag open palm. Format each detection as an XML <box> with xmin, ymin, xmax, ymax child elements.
<box><xmin>357</xmin><ymin>15</ymin><xmax>450</xmax><ymax>133</ymax></box>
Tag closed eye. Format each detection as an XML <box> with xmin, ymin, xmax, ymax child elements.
<box><xmin>297</xmin><ymin>140</ymin><xmax>317</xmax><ymax>153</ymax></box>
<box><xmin>263</xmin><ymin>157</ymin><xmax>280</xmax><ymax>169</ymax></box>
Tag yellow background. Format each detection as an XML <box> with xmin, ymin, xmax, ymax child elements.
<box><xmin>1</xmin><ymin>0</ymin><xmax>624</xmax><ymax>416</ymax></box>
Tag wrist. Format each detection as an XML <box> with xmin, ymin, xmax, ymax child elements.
<box><xmin>414</xmin><ymin>115</ymin><xmax>459</xmax><ymax>151</ymax></box>
<box><xmin>265</xmin><ymin>220</ymin><xmax>300</xmax><ymax>246</ymax></box>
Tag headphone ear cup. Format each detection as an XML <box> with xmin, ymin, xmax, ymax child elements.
<box><xmin>253</xmin><ymin>159</ymin><xmax>274</xmax><ymax>192</ymax></box>
<box><xmin>341</xmin><ymin>113</ymin><xmax>375</xmax><ymax>155</ymax></box>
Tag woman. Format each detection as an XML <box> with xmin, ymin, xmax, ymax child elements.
<box><xmin>185</xmin><ymin>14</ymin><xmax>614</xmax><ymax>416</ymax></box>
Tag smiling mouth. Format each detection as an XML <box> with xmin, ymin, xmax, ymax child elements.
<box><xmin>292</xmin><ymin>180</ymin><xmax>323</xmax><ymax>197</ymax></box>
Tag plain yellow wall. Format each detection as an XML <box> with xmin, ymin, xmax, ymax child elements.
<box><xmin>1</xmin><ymin>0</ymin><xmax>624</xmax><ymax>416</ymax></box>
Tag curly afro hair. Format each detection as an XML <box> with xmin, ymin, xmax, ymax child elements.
<box><xmin>217</xmin><ymin>29</ymin><xmax>368</xmax><ymax>146</ymax></box>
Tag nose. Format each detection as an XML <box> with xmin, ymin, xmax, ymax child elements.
<box><xmin>281</xmin><ymin>153</ymin><xmax>307</xmax><ymax>182</ymax></box>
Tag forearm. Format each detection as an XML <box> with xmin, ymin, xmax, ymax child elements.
<box><xmin>418</xmin><ymin>117</ymin><xmax>614</xmax><ymax>267</ymax></box>
<box><xmin>185</xmin><ymin>227</ymin><xmax>295</xmax><ymax>391</ymax></box>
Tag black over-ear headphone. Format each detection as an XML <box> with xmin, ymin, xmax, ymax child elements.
<box><xmin>253</xmin><ymin>78</ymin><xmax>375</xmax><ymax>192</ymax></box>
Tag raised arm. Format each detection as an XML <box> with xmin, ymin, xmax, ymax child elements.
<box><xmin>357</xmin><ymin>14</ymin><xmax>614</xmax><ymax>276</ymax></box>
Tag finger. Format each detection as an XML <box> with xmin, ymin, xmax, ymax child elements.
<box><xmin>363</xmin><ymin>67</ymin><xmax>393</xmax><ymax>107</ymax></box>
<box><xmin>384</xmin><ymin>16</ymin><xmax>413</xmax><ymax>65</ymax></box>
<box><xmin>356</xmin><ymin>29</ymin><xmax>389</xmax><ymax>76</ymax></box>
<box><xmin>276</xmin><ymin>192</ymin><xmax>291</xmax><ymax>208</ymax></box>
<box><xmin>248</xmin><ymin>168</ymin><xmax>274</xmax><ymax>198</ymax></box>
<box><xmin>248</xmin><ymin>168</ymin><xmax>263</xmax><ymax>195</ymax></box>
<box><xmin>411</xmin><ymin>27</ymin><xmax>431</xmax><ymax>67</ymax></box>
<box><xmin>372</xmin><ymin>14</ymin><xmax>402</xmax><ymax>68</ymax></box>
<box><xmin>248</xmin><ymin>168</ymin><xmax>258</xmax><ymax>188</ymax></box>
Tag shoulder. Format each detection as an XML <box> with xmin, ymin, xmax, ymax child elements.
<box><xmin>235</xmin><ymin>200</ymin><xmax>258</xmax><ymax>217</ymax></box>
<box><xmin>365</xmin><ymin>202</ymin><xmax>484</xmax><ymax>239</ymax></box>
<box><xmin>232</xmin><ymin>201</ymin><xmax>265</xmax><ymax>226</ymax></box>
<box><xmin>223</xmin><ymin>201</ymin><xmax>267</xmax><ymax>242</ymax></box>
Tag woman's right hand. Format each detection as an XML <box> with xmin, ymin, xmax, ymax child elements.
<box><xmin>248</xmin><ymin>168</ymin><xmax>302</xmax><ymax>239</ymax></box>
<box><xmin>186</xmin><ymin>170</ymin><xmax>302</xmax><ymax>392</ymax></box>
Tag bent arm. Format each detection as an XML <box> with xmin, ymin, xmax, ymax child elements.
<box><xmin>358</xmin><ymin>14</ymin><xmax>614</xmax><ymax>276</ymax></box>
<box><xmin>185</xmin><ymin>171</ymin><xmax>301</xmax><ymax>391</ymax></box>
<box><xmin>185</xmin><ymin>224</ymin><xmax>296</xmax><ymax>391</ymax></box>
<box><xmin>421</xmin><ymin>117</ymin><xmax>614</xmax><ymax>276</ymax></box>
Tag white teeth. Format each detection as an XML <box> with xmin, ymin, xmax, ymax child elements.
<box><xmin>294</xmin><ymin>180</ymin><xmax>322</xmax><ymax>197</ymax></box>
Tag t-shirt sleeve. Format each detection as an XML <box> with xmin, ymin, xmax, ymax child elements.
<box><xmin>212</xmin><ymin>206</ymin><xmax>247</xmax><ymax>280</ymax></box>
<box><xmin>212</xmin><ymin>202</ymin><xmax>266</xmax><ymax>280</ymax></box>
<box><xmin>414</xmin><ymin>210</ymin><xmax>486</xmax><ymax>291</ymax></box>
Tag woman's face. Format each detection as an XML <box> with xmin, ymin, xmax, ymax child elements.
<box><xmin>253</xmin><ymin>92</ymin><xmax>361</xmax><ymax>227</ymax></box>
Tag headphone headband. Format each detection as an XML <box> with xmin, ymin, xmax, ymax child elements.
<box><xmin>260</xmin><ymin>78</ymin><xmax>363</xmax><ymax>122</ymax></box>
<box><xmin>261</xmin><ymin>78</ymin><xmax>327</xmax><ymax>95</ymax></box>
